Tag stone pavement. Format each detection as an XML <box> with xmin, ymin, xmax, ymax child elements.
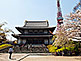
<box><xmin>22</xmin><ymin>56</ymin><xmax>81</xmax><ymax>61</ymax></box>
<box><xmin>0</xmin><ymin>53</ymin><xmax>29</xmax><ymax>61</ymax></box>
<box><xmin>0</xmin><ymin>53</ymin><xmax>81</xmax><ymax>61</ymax></box>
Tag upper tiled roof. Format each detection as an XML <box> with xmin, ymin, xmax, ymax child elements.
<box><xmin>24</xmin><ymin>20</ymin><xmax>49</xmax><ymax>27</ymax></box>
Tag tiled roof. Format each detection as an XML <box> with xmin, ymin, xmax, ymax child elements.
<box><xmin>24</xmin><ymin>20</ymin><xmax>49</xmax><ymax>27</ymax></box>
<box><xmin>16</xmin><ymin>27</ymin><xmax>56</xmax><ymax>33</ymax></box>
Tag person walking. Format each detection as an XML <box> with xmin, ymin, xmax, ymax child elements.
<box><xmin>8</xmin><ymin>46</ymin><xmax>13</xmax><ymax>59</ymax></box>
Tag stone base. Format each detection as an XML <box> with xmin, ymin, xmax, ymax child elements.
<box><xmin>0</xmin><ymin>44</ymin><xmax>49</xmax><ymax>53</ymax></box>
<box><xmin>0</xmin><ymin>48</ymin><xmax>9</xmax><ymax>53</ymax></box>
<box><xmin>14</xmin><ymin>46</ymin><xmax>48</xmax><ymax>53</ymax></box>
<box><xmin>14</xmin><ymin>44</ymin><xmax>49</xmax><ymax>53</ymax></box>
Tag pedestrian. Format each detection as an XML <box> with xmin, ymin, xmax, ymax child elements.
<box><xmin>8</xmin><ymin>46</ymin><xmax>13</xmax><ymax>59</ymax></box>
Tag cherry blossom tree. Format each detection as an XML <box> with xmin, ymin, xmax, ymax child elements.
<box><xmin>53</xmin><ymin>4</ymin><xmax>81</xmax><ymax>48</ymax></box>
<box><xmin>0</xmin><ymin>22</ymin><xmax>14</xmax><ymax>43</ymax></box>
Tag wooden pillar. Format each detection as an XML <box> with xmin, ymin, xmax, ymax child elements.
<box><xmin>48</xmin><ymin>38</ymin><xmax>49</xmax><ymax>45</ymax></box>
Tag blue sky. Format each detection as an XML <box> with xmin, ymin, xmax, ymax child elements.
<box><xmin>0</xmin><ymin>0</ymin><xmax>79</xmax><ymax>40</ymax></box>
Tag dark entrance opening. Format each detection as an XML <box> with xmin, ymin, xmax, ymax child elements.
<box><xmin>27</xmin><ymin>38</ymin><xmax>44</xmax><ymax>44</ymax></box>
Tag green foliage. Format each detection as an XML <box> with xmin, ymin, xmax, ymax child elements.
<box><xmin>47</xmin><ymin>45</ymin><xmax>57</xmax><ymax>53</ymax></box>
<box><xmin>56</xmin><ymin>47</ymin><xmax>65</xmax><ymax>52</ymax></box>
<box><xmin>47</xmin><ymin>45</ymin><xmax>75</xmax><ymax>53</ymax></box>
<box><xmin>0</xmin><ymin>44</ymin><xmax>13</xmax><ymax>50</ymax></box>
<box><xmin>66</xmin><ymin>46</ymin><xmax>75</xmax><ymax>51</ymax></box>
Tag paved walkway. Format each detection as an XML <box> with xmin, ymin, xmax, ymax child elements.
<box><xmin>0</xmin><ymin>53</ymin><xmax>29</xmax><ymax>61</ymax></box>
<box><xmin>0</xmin><ymin>53</ymin><xmax>81</xmax><ymax>61</ymax></box>
<box><xmin>22</xmin><ymin>56</ymin><xmax>81</xmax><ymax>61</ymax></box>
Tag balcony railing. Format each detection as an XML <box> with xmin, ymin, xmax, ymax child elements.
<box><xmin>21</xmin><ymin>33</ymin><xmax>51</xmax><ymax>35</ymax></box>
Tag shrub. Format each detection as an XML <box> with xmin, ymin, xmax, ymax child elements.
<box><xmin>47</xmin><ymin>45</ymin><xmax>57</xmax><ymax>53</ymax></box>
